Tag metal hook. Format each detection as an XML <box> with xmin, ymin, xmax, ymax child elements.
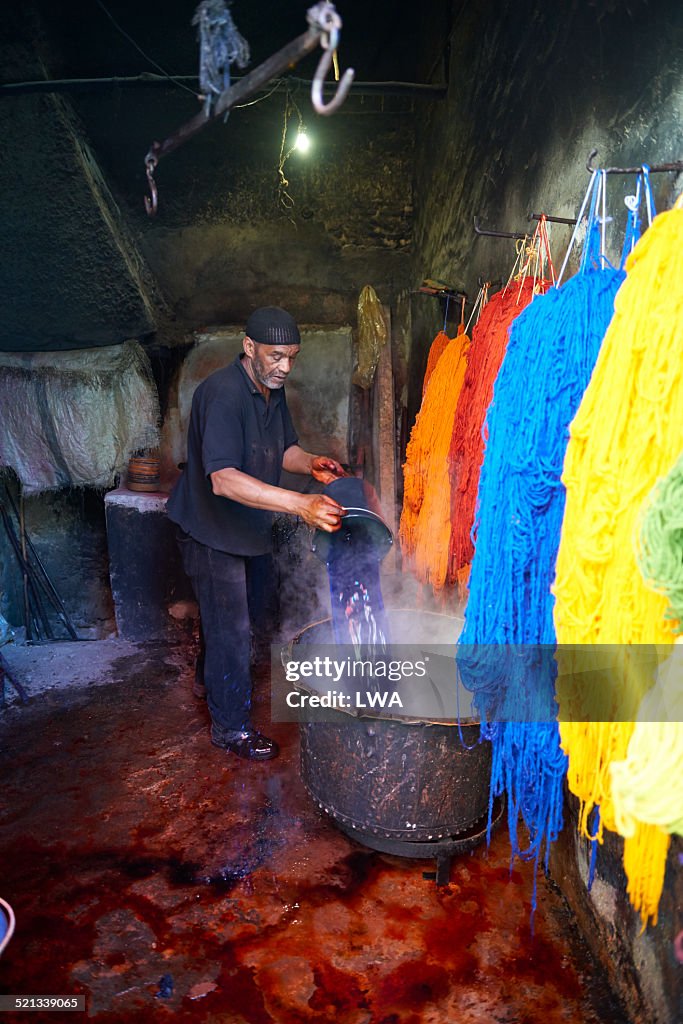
<box><xmin>310</xmin><ymin>21</ymin><xmax>355</xmax><ymax>115</ymax></box>
<box><xmin>144</xmin><ymin>152</ymin><xmax>158</xmax><ymax>216</ymax></box>
<box><xmin>586</xmin><ymin>148</ymin><xmax>599</xmax><ymax>174</ymax></box>
<box><xmin>527</xmin><ymin>212</ymin><xmax>577</xmax><ymax>225</ymax></box>
<box><xmin>473</xmin><ymin>216</ymin><xmax>527</xmax><ymax>240</ymax></box>
<box><xmin>586</xmin><ymin>147</ymin><xmax>683</xmax><ymax>175</ymax></box>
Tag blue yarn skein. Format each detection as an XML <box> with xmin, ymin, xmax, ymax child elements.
<box><xmin>457</xmin><ymin>264</ymin><xmax>626</xmax><ymax>911</ymax></box>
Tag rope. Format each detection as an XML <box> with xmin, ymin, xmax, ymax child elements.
<box><xmin>554</xmin><ymin>201</ymin><xmax>683</xmax><ymax>927</ymax></box>
<box><xmin>94</xmin><ymin>0</ymin><xmax>198</xmax><ymax>97</ymax></box>
<box><xmin>192</xmin><ymin>0</ymin><xmax>250</xmax><ymax>116</ymax></box>
<box><xmin>464</xmin><ymin>283</ymin><xmax>489</xmax><ymax>335</ymax></box>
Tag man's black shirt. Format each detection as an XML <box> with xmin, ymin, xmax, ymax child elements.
<box><xmin>166</xmin><ymin>354</ymin><xmax>298</xmax><ymax>555</ymax></box>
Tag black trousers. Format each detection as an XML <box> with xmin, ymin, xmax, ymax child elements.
<box><xmin>176</xmin><ymin>530</ymin><xmax>277</xmax><ymax>731</ymax></box>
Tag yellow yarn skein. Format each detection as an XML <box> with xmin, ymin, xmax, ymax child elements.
<box><xmin>553</xmin><ymin>203</ymin><xmax>683</xmax><ymax>926</ymax></box>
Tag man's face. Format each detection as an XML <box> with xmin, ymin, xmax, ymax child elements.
<box><xmin>245</xmin><ymin>339</ymin><xmax>300</xmax><ymax>390</ymax></box>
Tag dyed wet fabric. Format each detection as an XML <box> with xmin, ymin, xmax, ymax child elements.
<box><xmin>326</xmin><ymin>537</ymin><xmax>389</xmax><ymax>660</ymax></box>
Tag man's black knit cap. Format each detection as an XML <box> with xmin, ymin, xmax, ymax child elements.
<box><xmin>245</xmin><ymin>306</ymin><xmax>301</xmax><ymax>346</ymax></box>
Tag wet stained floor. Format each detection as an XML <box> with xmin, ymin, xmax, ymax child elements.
<box><xmin>0</xmin><ymin>642</ymin><xmax>627</xmax><ymax>1023</ymax></box>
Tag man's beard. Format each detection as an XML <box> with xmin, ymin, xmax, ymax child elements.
<box><xmin>252</xmin><ymin>355</ymin><xmax>286</xmax><ymax>390</ymax></box>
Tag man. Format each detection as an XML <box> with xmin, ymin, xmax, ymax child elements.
<box><xmin>167</xmin><ymin>306</ymin><xmax>345</xmax><ymax>761</ymax></box>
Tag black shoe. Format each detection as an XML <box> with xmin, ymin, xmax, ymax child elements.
<box><xmin>210</xmin><ymin>725</ymin><xmax>279</xmax><ymax>761</ymax></box>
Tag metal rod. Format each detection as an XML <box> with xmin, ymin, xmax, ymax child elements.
<box><xmin>19</xmin><ymin>491</ymin><xmax>31</xmax><ymax>642</ymax></box>
<box><xmin>0</xmin><ymin>504</ymin><xmax>53</xmax><ymax>640</ymax></box>
<box><xmin>528</xmin><ymin>212</ymin><xmax>577</xmax><ymax>225</ymax></box>
<box><xmin>146</xmin><ymin>27</ymin><xmax>323</xmax><ymax>168</ymax></box>
<box><xmin>473</xmin><ymin>217</ymin><xmax>527</xmax><ymax>240</ymax></box>
<box><xmin>414</xmin><ymin>289</ymin><xmax>467</xmax><ymax>301</ymax></box>
<box><xmin>586</xmin><ymin>148</ymin><xmax>683</xmax><ymax>175</ymax></box>
<box><xmin>297</xmin><ymin>77</ymin><xmax>445</xmax><ymax>97</ymax></box>
<box><xmin>2</xmin><ymin>486</ymin><xmax>79</xmax><ymax>640</ymax></box>
<box><xmin>0</xmin><ymin>74</ymin><xmax>445</xmax><ymax>99</ymax></box>
<box><xmin>0</xmin><ymin>505</ymin><xmax>45</xmax><ymax>639</ymax></box>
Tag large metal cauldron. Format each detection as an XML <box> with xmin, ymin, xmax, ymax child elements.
<box><xmin>288</xmin><ymin>609</ymin><xmax>496</xmax><ymax>862</ymax></box>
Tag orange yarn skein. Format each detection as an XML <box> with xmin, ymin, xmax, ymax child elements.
<box><xmin>400</xmin><ymin>331</ymin><xmax>470</xmax><ymax>591</ymax></box>
<box><xmin>422</xmin><ymin>330</ymin><xmax>452</xmax><ymax>396</ymax></box>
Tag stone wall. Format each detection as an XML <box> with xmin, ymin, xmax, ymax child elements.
<box><xmin>551</xmin><ymin>798</ymin><xmax>682</xmax><ymax>1024</ymax></box>
<box><xmin>72</xmin><ymin>88</ymin><xmax>415</xmax><ymax>334</ymax></box>
<box><xmin>0</xmin><ymin>482</ymin><xmax>115</xmax><ymax>640</ymax></box>
<box><xmin>408</xmin><ymin>0</ymin><xmax>683</xmax><ymax>425</ymax></box>
<box><xmin>3</xmin><ymin>3</ymin><xmax>416</xmax><ymax>350</ymax></box>
<box><xmin>0</xmin><ymin>8</ymin><xmax>159</xmax><ymax>351</ymax></box>
<box><xmin>1</xmin><ymin>2</ymin><xmax>417</xmax><ymax>633</ymax></box>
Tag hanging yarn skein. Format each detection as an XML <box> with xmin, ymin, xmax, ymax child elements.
<box><xmin>400</xmin><ymin>331</ymin><xmax>447</xmax><ymax>556</ymax></box>
<box><xmin>423</xmin><ymin>294</ymin><xmax>466</xmax><ymax>396</ymax></box>
<box><xmin>422</xmin><ymin>331</ymin><xmax>451</xmax><ymax>396</ymax></box>
<box><xmin>448</xmin><ymin>277</ymin><xmax>547</xmax><ymax>593</ymax></box>
<box><xmin>554</xmin><ymin>192</ymin><xmax>683</xmax><ymax>927</ymax></box>
<box><xmin>460</xmin><ymin>174</ymin><xmax>624</xmax><ymax>651</ymax></box>
<box><xmin>610</xmin><ymin>457</ymin><xmax>683</xmax><ymax>912</ymax></box>
<box><xmin>457</xmin><ymin>172</ymin><xmax>626</xmax><ymax>912</ymax></box>
<box><xmin>450</xmin><ymin>217</ymin><xmax>555</xmax><ymax>593</ymax></box>
<box><xmin>400</xmin><ymin>331</ymin><xmax>470</xmax><ymax>591</ymax></box>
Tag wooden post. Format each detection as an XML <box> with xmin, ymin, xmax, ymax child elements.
<box><xmin>375</xmin><ymin>306</ymin><xmax>397</xmax><ymax>570</ymax></box>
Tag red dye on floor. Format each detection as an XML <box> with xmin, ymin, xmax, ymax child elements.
<box><xmin>0</xmin><ymin>642</ymin><xmax>627</xmax><ymax>1023</ymax></box>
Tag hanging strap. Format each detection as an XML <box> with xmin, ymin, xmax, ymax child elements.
<box><xmin>535</xmin><ymin>215</ymin><xmax>556</xmax><ymax>286</ymax></box>
<box><xmin>619</xmin><ymin>165</ymin><xmax>657</xmax><ymax>268</ymax></box>
<box><xmin>465</xmin><ymin>284</ymin><xmax>489</xmax><ymax>334</ymax></box>
<box><xmin>501</xmin><ymin>216</ymin><xmax>555</xmax><ymax>301</ymax></box>
<box><xmin>503</xmin><ymin>236</ymin><xmax>530</xmax><ymax>294</ymax></box>
<box><xmin>557</xmin><ymin>170</ymin><xmax>598</xmax><ymax>285</ymax></box>
<box><xmin>620</xmin><ymin>174</ymin><xmax>642</xmax><ymax>267</ymax></box>
<box><xmin>456</xmin><ymin>295</ymin><xmax>466</xmax><ymax>336</ymax></box>
<box><xmin>578</xmin><ymin>170</ymin><xmax>606</xmax><ymax>274</ymax></box>
<box><xmin>642</xmin><ymin>164</ymin><xmax>655</xmax><ymax>225</ymax></box>
<box><xmin>442</xmin><ymin>293</ymin><xmax>451</xmax><ymax>333</ymax></box>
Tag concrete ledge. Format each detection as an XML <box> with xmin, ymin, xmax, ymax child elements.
<box><xmin>104</xmin><ymin>488</ymin><xmax>192</xmax><ymax>641</ymax></box>
<box><xmin>104</xmin><ymin>487</ymin><xmax>170</xmax><ymax>513</ymax></box>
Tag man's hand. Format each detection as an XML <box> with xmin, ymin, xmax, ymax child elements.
<box><xmin>311</xmin><ymin>456</ymin><xmax>346</xmax><ymax>485</ymax></box>
<box><xmin>298</xmin><ymin>494</ymin><xmax>344</xmax><ymax>532</ymax></box>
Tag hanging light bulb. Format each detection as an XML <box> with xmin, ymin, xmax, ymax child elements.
<box><xmin>277</xmin><ymin>91</ymin><xmax>312</xmax><ymax>213</ymax></box>
<box><xmin>294</xmin><ymin>127</ymin><xmax>311</xmax><ymax>154</ymax></box>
